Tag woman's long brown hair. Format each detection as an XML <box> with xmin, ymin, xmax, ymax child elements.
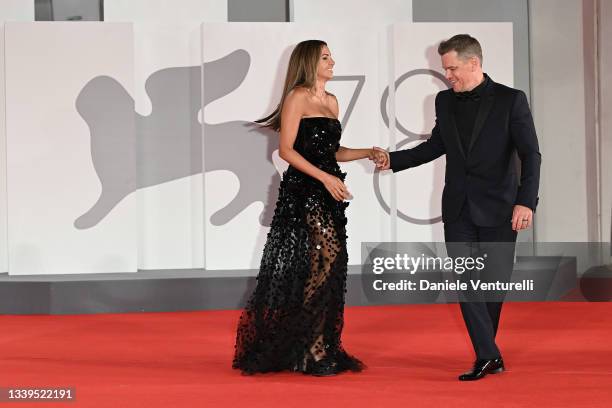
<box><xmin>256</xmin><ymin>40</ymin><xmax>327</xmax><ymax>132</ymax></box>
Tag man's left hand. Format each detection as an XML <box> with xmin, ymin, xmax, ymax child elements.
<box><xmin>512</xmin><ymin>205</ymin><xmax>533</xmax><ymax>231</ymax></box>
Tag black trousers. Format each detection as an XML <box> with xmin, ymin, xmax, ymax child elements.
<box><xmin>444</xmin><ymin>203</ymin><xmax>517</xmax><ymax>360</ymax></box>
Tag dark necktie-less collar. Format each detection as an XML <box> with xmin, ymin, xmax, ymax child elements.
<box><xmin>454</xmin><ymin>74</ymin><xmax>489</xmax><ymax>102</ymax></box>
<box><xmin>454</xmin><ymin>90</ymin><xmax>480</xmax><ymax>102</ymax></box>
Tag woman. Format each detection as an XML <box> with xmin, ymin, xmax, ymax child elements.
<box><xmin>233</xmin><ymin>40</ymin><xmax>386</xmax><ymax>376</ymax></box>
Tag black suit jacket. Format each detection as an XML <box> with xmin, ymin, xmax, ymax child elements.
<box><xmin>390</xmin><ymin>76</ymin><xmax>541</xmax><ymax>227</ymax></box>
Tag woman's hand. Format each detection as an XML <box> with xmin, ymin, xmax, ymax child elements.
<box><xmin>320</xmin><ymin>173</ymin><xmax>350</xmax><ymax>201</ymax></box>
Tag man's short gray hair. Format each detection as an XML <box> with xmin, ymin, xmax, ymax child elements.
<box><xmin>438</xmin><ymin>34</ymin><xmax>483</xmax><ymax>65</ymax></box>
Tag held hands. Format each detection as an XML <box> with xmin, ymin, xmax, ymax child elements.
<box><xmin>369</xmin><ymin>146</ymin><xmax>390</xmax><ymax>170</ymax></box>
<box><xmin>321</xmin><ymin>173</ymin><xmax>351</xmax><ymax>201</ymax></box>
<box><xmin>512</xmin><ymin>205</ymin><xmax>533</xmax><ymax>231</ymax></box>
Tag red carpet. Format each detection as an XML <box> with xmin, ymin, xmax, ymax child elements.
<box><xmin>1</xmin><ymin>302</ymin><xmax>611</xmax><ymax>407</ymax></box>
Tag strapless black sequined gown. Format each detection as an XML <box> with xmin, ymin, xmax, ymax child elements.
<box><xmin>233</xmin><ymin>117</ymin><xmax>363</xmax><ymax>375</ymax></box>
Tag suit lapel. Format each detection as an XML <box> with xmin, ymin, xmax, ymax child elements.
<box><xmin>448</xmin><ymin>93</ymin><xmax>466</xmax><ymax>159</ymax></box>
<box><xmin>468</xmin><ymin>81</ymin><xmax>495</xmax><ymax>154</ymax></box>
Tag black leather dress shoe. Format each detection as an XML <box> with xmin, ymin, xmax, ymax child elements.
<box><xmin>458</xmin><ymin>358</ymin><xmax>505</xmax><ymax>381</ymax></box>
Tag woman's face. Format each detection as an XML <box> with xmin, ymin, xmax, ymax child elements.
<box><xmin>316</xmin><ymin>45</ymin><xmax>335</xmax><ymax>80</ymax></box>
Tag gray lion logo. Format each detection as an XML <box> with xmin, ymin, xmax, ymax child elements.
<box><xmin>75</xmin><ymin>49</ymin><xmax>363</xmax><ymax>229</ymax></box>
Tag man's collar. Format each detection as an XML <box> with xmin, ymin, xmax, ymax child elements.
<box><xmin>454</xmin><ymin>73</ymin><xmax>489</xmax><ymax>101</ymax></box>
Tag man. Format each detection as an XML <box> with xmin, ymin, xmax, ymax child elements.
<box><xmin>376</xmin><ymin>34</ymin><xmax>541</xmax><ymax>381</ymax></box>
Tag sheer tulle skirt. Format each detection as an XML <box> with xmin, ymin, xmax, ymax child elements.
<box><xmin>232</xmin><ymin>168</ymin><xmax>363</xmax><ymax>375</ymax></box>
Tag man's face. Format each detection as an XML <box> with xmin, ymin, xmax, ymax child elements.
<box><xmin>441</xmin><ymin>51</ymin><xmax>478</xmax><ymax>92</ymax></box>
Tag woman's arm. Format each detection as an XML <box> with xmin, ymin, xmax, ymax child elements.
<box><xmin>279</xmin><ymin>89</ymin><xmax>349</xmax><ymax>201</ymax></box>
<box><xmin>336</xmin><ymin>147</ymin><xmax>376</xmax><ymax>162</ymax></box>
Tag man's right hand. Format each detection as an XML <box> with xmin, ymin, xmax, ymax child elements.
<box><xmin>371</xmin><ymin>146</ymin><xmax>390</xmax><ymax>170</ymax></box>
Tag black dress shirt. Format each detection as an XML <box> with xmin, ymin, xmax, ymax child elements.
<box><xmin>454</xmin><ymin>75</ymin><xmax>489</xmax><ymax>153</ymax></box>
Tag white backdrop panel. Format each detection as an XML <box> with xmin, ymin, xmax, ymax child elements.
<box><xmin>290</xmin><ymin>0</ymin><xmax>412</xmax><ymax>23</ymax></box>
<box><xmin>391</xmin><ymin>23</ymin><xmax>514</xmax><ymax>242</ymax></box>
<box><xmin>104</xmin><ymin>0</ymin><xmax>227</xmax><ymax>22</ymax></box>
<box><xmin>202</xmin><ymin>23</ymin><xmax>391</xmax><ymax>271</ymax></box>
<box><xmin>104</xmin><ymin>0</ymin><xmax>225</xmax><ymax>270</ymax></box>
<box><xmin>0</xmin><ymin>1</ymin><xmax>34</xmax><ymax>273</ymax></box>
<box><xmin>5</xmin><ymin>22</ymin><xmax>136</xmax><ymax>274</ymax></box>
<box><xmin>110</xmin><ymin>22</ymin><xmax>205</xmax><ymax>270</ymax></box>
